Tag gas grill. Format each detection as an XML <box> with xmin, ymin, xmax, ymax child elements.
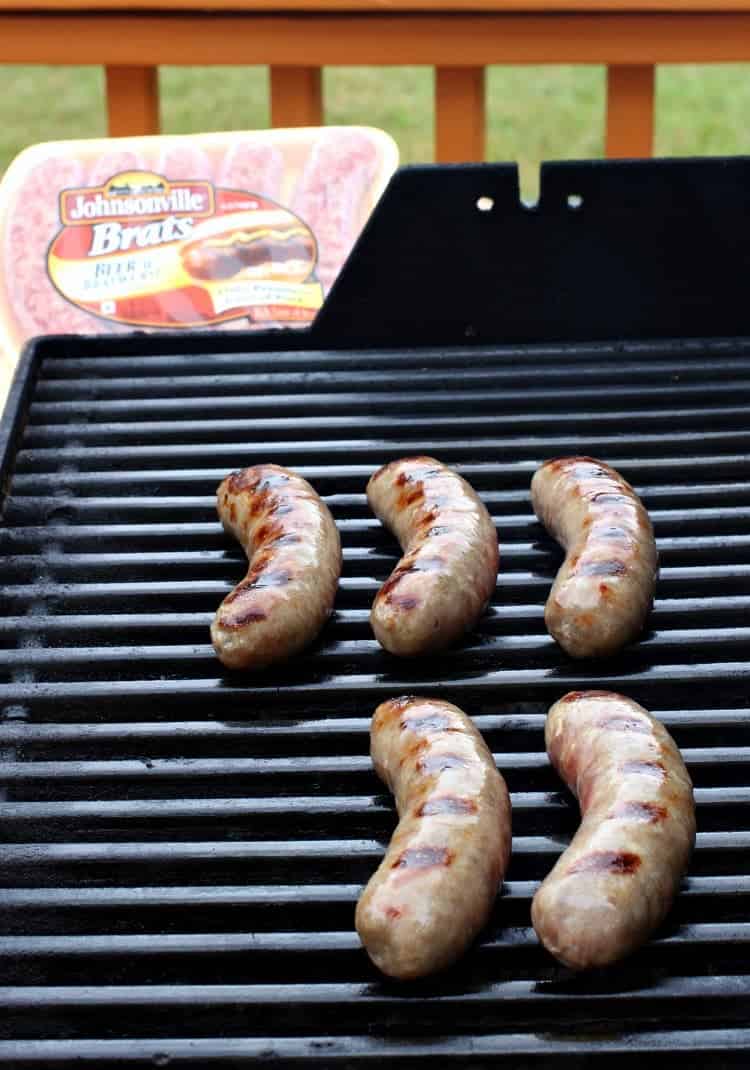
<box><xmin>0</xmin><ymin>159</ymin><xmax>749</xmax><ymax>1066</ymax></box>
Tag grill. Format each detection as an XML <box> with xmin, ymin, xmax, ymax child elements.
<box><xmin>1</xmin><ymin>159</ymin><xmax>749</xmax><ymax>1067</ymax></box>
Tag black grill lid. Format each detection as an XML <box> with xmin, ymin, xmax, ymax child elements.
<box><xmin>1</xmin><ymin>160</ymin><xmax>750</xmax><ymax>1067</ymax></box>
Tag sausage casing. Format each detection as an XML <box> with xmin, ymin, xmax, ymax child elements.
<box><xmin>355</xmin><ymin>696</ymin><xmax>512</xmax><ymax>980</ymax></box>
<box><xmin>531</xmin><ymin>456</ymin><xmax>658</xmax><ymax>658</ymax></box>
<box><xmin>531</xmin><ymin>690</ymin><xmax>695</xmax><ymax>970</ymax></box>
<box><xmin>211</xmin><ymin>464</ymin><xmax>341</xmax><ymax>670</ymax></box>
<box><xmin>367</xmin><ymin>457</ymin><xmax>499</xmax><ymax>656</ymax></box>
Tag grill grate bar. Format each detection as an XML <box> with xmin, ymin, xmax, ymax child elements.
<box><xmin>7</xmin><ymin>502</ymin><xmax>750</xmax><ymax>536</ymax></box>
<box><xmin>23</xmin><ymin>404</ymin><xmax>750</xmax><ymax>444</ymax></box>
<box><xmin>15</xmin><ymin>430</ymin><xmax>750</xmax><ymax>471</ymax></box>
<box><xmin>32</xmin><ymin>356</ymin><xmax>750</xmax><ymax>399</ymax></box>
<box><xmin>3</xmin><ymin>533</ymin><xmax>749</xmax><ymax>563</ymax></box>
<box><xmin>1</xmin><ymin>627</ymin><xmax>749</xmax><ymax>672</ymax></box>
<box><xmin>2</xmin><ymin>831</ymin><xmax>749</xmax><ymax>862</ymax></box>
<box><xmin>33</xmin><ymin>346</ymin><xmax>750</xmax><ymax>375</ymax></box>
<box><xmin>2</xmin><ymin>748</ymin><xmax>749</xmax><ymax>781</ymax></box>
<box><xmin>3</xmin><ymin>1028</ymin><xmax>750</xmax><ymax>1065</ymax></box>
<box><xmin>0</xmin><ymin>597</ymin><xmax>748</xmax><ymax>647</ymax></box>
<box><xmin>1</xmin><ymin>662</ymin><xmax>750</xmax><ymax>706</ymax></box>
<box><xmin>27</xmin><ymin>377</ymin><xmax>750</xmax><ymax>421</ymax></box>
<box><xmin>1</xmin><ymin>874</ymin><xmax>747</xmax><ymax>908</ymax></box>
<box><xmin>0</xmin><ymin>786</ymin><xmax>745</xmax><ymax>822</ymax></box>
<box><xmin>1</xmin><ymin>707</ymin><xmax>748</xmax><ymax>744</ymax></box>
<box><xmin>9</xmin><ymin>455</ymin><xmax>750</xmax><ymax>492</ymax></box>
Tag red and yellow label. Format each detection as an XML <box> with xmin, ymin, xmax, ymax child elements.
<box><xmin>47</xmin><ymin>171</ymin><xmax>322</xmax><ymax>328</ymax></box>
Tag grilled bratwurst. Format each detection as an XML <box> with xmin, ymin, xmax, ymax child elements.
<box><xmin>531</xmin><ymin>456</ymin><xmax>658</xmax><ymax>658</ymax></box>
<box><xmin>531</xmin><ymin>690</ymin><xmax>695</xmax><ymax>970</ymax></box>
<box><xmin>367</xmin><ymin>457</ymin><xmax>499</xmax><ymax>656</ymax></box>
<box><xmin>356</xmin><ymin>696</ymin><xmax>512</xmax><ymax>980</ymax></box>
<box><xmin>211</xmin><ymin>464</ymin><xmax>341</xmax><ymax>670</ymax></box>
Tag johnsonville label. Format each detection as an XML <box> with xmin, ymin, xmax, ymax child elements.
<box><xmin>47</xmin><ymin>170</ymin><xmax>323</xmax><ymax>328</ymax></box>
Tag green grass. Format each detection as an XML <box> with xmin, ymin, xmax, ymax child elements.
<box><xmin>1</xmin><ymin>63</ymin><xmax>750</xmax><ymax>198</ymax></box>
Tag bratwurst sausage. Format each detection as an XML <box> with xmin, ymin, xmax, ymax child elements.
<box><xmin>531</xmin><ymin>456</ymin><xmax>658</xmax><ymax>658</ymax></box>
<box><xmin>531</xmin><ymin>690</ymin><xmax>695</xmax><ymax>970</ymax></box>
<box><xmin>356</xmin><ymin>696</ymin><xmax>511</xmax><ymax>980</ymax></box>
<box><xmin>211</xmin><ymin>464</ymin><xmax>341</xmax><ymax>670</ymax></box>
<box><xmin>367</xmin><ymin>457</ymin><xmax>499</xmax><ymax>656</ymax></box>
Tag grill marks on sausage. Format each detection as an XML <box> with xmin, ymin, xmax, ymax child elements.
<box><xmin>577</xmin><ymin>560</ymin><xmax>628</xmax><ymax>577</ymax></box>
<box><xmin>227</xmin><ymin>468</ymin><xmax>291</xmax><ymax>496</ymax></box>
<box><xmin>417</xmin><ymin>753</ymin><xmax>470</xmax><ymax>776</ymax></box>
<box><xmin>401</xmin><ymin>713</ymin><xmax>451</xmax><ymax>735</ymax></box>
<box><xmin>369</xmin><ymin>457</ymin><xmax>498</xmax><ymax>659</ymax></box>
<box><xmin>563</xmin><ymin>459</ymin><xmax>614</xmax><ymax>483</ymax></box>
<box><xmin>395</xmin><ymin>464</ymin><xmax>443</xmax><ymax>484</ymax></box>
<box><xmin>385</xmin><ymin>695</ymin><xmax>417</xmax><ymax>714</ymax></box>
<box><xmin>562</xmin><ymin>689</ymin><xmax>617</xmax><ymax>703</ymax></box>
<box><xmin>388</xmin><ymin>595</ymin><xmax>420</xmax><ymax>610</ymax></box>
<box><xmin>620</xmin><ymin>759</ymin><xmax>667</xmax><ymax>780</ymax></box>
<box><xmin>392</xmin><ymin>846</ymin><xmax>454</xmax><ymax>871</ymax></box>
<box><xmin>416</xmin><ymin>795</ymin><xmax>479</xmax><ymax>817</ymax></box>
<box><xmin>241</xmin><ymin>569</ymin><xmax>291</xmax><ymax>591</ymax></box>
<box><xmin>372</xmin><ymin>457</ymin><xmax>441</xmax><ymax>488</ymax></box>
<box><xmin>531</xmin><ymin>693</ymin><xmax>694</xmax><ymax>971</ymax></box>
<box><xmin>595</xmin><ymin>525</ymin><xmax>631</xmax><ymax>541</ymax></box>
<box><xmin>270</xmin><ymin>532</ymin><xmax>302</xmax><ymax>547</ymax></box>
<box><xmin>547</xmin><ymin>456</ymin><xmax>608</xmax><ymax>477</ymax></box>
<box><xmin>213</xmin><ymin>464</ymin><xmax>342</xmax><ymax>669</ymax></box>
<box><xmin>229</xmin><ymin>474</ymin><xmax>295</xmax><ymax>532</ymax></box>
<box><xmin>597</xmin><ymin>715</ymin><xmax>650</xmax><ymax>734</ymax></box>
<box><xmin>378</xmin><ymin>570</ymin><xmax>408</xmax><ymax>600</ymax></box>
<box><xmin>413</xmin><ymin>556</ymin><xmax>446</xmax><ymax>572</ymax></box>
<box><xmin>399</xmin><ymin>736</ymin><xmax>430</xmax><ymax>767</ymax></box>
<box><xmin>567</xmin><ymin>850</ymin><xmax>642</xmax><ymax>876</ymax></box>
<box><xmin>379</xmin><ymin>553</ymin><xmax>444</xmax><ymax>605</ymax></box>
<box><xmin>257</xmin><ymin>472</ymin><xmax>292</xmax><ymax>491</ymax></box>
<box><xmin>220</xmin><ymin>472</ymin><xmax>298</xmax><ymax>623</ymax></box>
<box><xmin>398</xmin><ymin>487</ymin><xmax>425</xmax><ymax>510</ymax></box>
<box><xmin>611</xmin><ymin>800</ymin><xmax>668</xmax><ymax>823</ymax></box>
<box><xmin>590</xmin><ymin>492</ymin><xmax>632</xmax><ymax>506</ymax></box>
<box><xmin>226</xmin><ymin>607</ymin><xmax>268</xmax><ymax>626</ymax></box>
<box><xmin>418</xmin><ymin>509</ymin><xmax>439</xmax><ymax>530</ymax></box>
<box><xmin>357</xmin><ymin>696</ymin><xmax>511</xmax><ymax>979</ymax></box>
<box><xmin>220</xmin><ymin>565</ymin><xmax>291</xmax><ymax>624</ymax></box>
<box><xmin>254</xmin><ymin>520</ymin><xmax>282</xmax><ymax>545</ymax></box>
<box><xmin>395</xmin><ymin>466</ymin><xmax>445</xmax><ymax>511</ymax></box>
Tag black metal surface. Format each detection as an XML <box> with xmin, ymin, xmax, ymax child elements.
<box><xmin>0</xmin><ymin>328</ymin><xmax>748</xmax><ymax>1068</ymax></box>
<box><xmin>315</xmin><ymin>158</ymin><xmax>750</xmax><ymax>348</ymax></box>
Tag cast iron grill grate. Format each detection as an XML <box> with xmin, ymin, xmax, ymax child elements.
<box><xmin>0</xmin><ymin>335</ymin><xmax>749</xmax><ymax>1067</ymax></box>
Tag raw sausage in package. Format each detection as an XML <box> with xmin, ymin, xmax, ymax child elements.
<box><xmin>0</xmin><ymin>126</ymin><xmax>398</xmax><ymax>390</ymax></box>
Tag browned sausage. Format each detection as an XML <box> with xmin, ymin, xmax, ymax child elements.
<box><xmin>211</xmin><ymin>464</ymin><xmax>341</xmax><ymax>670</ymax></box>
<box><xmin>531</xmin><ymin>690</ymin><xmax>695</xmax><ymax>970</ymax></box>
<box><xmin>531</xmin><ymin>456</ymin><xmax>658</xmax><ymax>658</ymax></box>
<box><xmin>355</xmin><ymin>696</ymin><xmax>512</xmax><ymax>980</ymax></box>
<box><xmin>367</xmin><ymin>457</ymin><xmax>499</xmax><ymax>656</ymax></box>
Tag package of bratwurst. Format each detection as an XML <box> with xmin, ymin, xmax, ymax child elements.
<box><xmin>0</xmin><ymin>126</ymin><xmax>399</xmax><ymax>389</ymax></box>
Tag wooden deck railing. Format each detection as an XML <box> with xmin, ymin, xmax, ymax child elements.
<box><xmin>3</xmin><ymin>3</ymin><xmax>750</xmax><ymax>162</ymax></box>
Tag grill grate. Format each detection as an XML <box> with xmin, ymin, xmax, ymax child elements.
<box><xmin>0</xmin><ymin>336</ymin><xmax>749</xmax><ymax>1067</ymax></box>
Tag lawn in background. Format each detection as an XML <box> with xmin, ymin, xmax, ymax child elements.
<box><xmin>1</xmin><ymin>64</ymin><xmax>749</xmax><ymax>197</ymax></box>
